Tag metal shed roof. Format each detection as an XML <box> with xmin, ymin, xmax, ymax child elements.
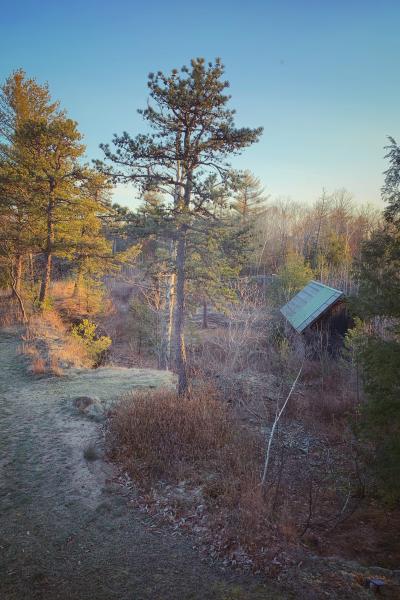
<box><xmin>280</xmin><ymin>281</ymin><xmax>344</xmax><ymax>333</ymax></box>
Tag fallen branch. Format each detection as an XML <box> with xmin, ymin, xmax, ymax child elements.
<box><xmin>261</xmin><ymin>363</ymin><xmax>303</xmax><ymax>489</ymax></box>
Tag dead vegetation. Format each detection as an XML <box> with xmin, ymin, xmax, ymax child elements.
<box><xmin>107</xmin><ymin>384</ymin><xmax>238</xmax><ymax>480</ymax></box>
<box><xmin>0</xmin><ymin>291</ymin><xmax>25</xmax><ymax>328</ymax></box>
<box><xmin>106</xmin><ymin>376</ymin><xmax>400</xmax><ymax>599</ymax></box>
<box><xmin>6</xmin><ymin>279</ymin><xmax>116</xmax><ymax>376</ymax></box>
<box><xmin>106</xmin><ymin>383</ymin><xmax>279</xmax><ymax>567</ymax></box>
<box><xmin>20</xmin><ymin>309</ymin><xmax>91</xmax><ymax>375</ymax></box>
<box><xmin>106</xmin><ymin>286</ymin><xmax>400</xmax><ymax>589</ymax></box>
<box><xmin>107</xmin><ymin>382</ymin><xmax>399</xmax><ymax>598</ymax></box>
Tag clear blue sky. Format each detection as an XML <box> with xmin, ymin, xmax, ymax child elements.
<box><xmin>1</xmin><ymin>0</ymin><xmax>399</xmax><ymax>208</ymax></box>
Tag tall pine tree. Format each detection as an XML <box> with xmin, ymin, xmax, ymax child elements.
<box><xmin>99</xmin><ymin>58</ymin><xmax>262</xmax><ymax>394</ymax></box>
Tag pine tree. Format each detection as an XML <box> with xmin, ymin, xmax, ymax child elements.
<box><xmin>0</xmin><ymin>70</ymin><xmax>115</xmax><ymax>313</ymax></box>
<box><xmin>270</xmin><ymin>252</ymin><xmax>314</xmax><ymax>306</ymax></box>
<box><xmin>99</xmin><ymin>58</ymin><xmax>262</xmax><ymax>394</ymax></box>
<box><xmin>0</xmin><ymin>70</ymin><xmax>59</xmax><ymax>316</ymax></box>
<box><xmin>231</xmin><ymin>170</ymin><xmax>267</xmax><ymax>220</ymax></box>
<box><xmin>355</xmin><ymin>137</ymin><xmax>400</xmax><ymax>501</ymax></box>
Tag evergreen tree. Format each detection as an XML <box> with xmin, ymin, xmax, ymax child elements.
<box><xmin>382</xmin><ymin>136</ymin><xmax>400</xmax><ymax>223</ymax></box>
<box><xmin>99</xmin><ymin>58</ymin><xmax>262</xmax><ymax>394</ymax></box>
<box><xmin>0</xmin><ymin>70</ymin><xmax>116</xmax><ymax>313</ymax></box>
<box><xmin>270</xmin><ymin>252</ymin><xmax>314</xmax><ymax>306</ymax></box>
<box><xmin>356</xmin><ymin>137</ymin><xmax>400</xmax><ymax>501</ymax></box>
<box><xmin>17</xmin><ymin>113</ymin><xmax>88</xmax><ymax>304</ymax></box>
<box><xmin>0</xmin><ymin>70</ymin><xmax>59</xmax><ymax>315</ymax></box>
<box><xmin>231</xmin><ymin>169</ymin><xmax>267</xmax><ymax>220</ymax></box>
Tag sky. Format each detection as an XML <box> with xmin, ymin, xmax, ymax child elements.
<box><xmin>1</xmin><ymin>0</ymin><xmax>399</xmax><ymax>209</ymax></box>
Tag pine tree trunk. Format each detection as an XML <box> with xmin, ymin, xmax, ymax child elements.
<box><xmin>167</xmin><ymin>272</ymin><xmax>176</xmax><ymax>367</ymax></box>
<box><xmin>39</xmin><ymin>252</ymin><xmax>52</xmax><ymax>305</ymax></box>
<box><xmin>174</xmin><ymin>224</ymin><xmax>188</xmax><ymax>396</ymax></box>
<box><xmin>73</xmin><ymin>265</ymin><xmax>83</xmax><ymax>298</ymax></box>
<box><xmin>158</xmin><ymin>276</ymin><xmax>170</xmax><ymax>370</ymax></box>
<box><xmin>10</xmin><ymin>256</ymin><xmax>27</xmax><ymax>323</ymax></box>
<box><xmin>39</xmin><ymin>182</ymin><xmax>55</xmax><ymax>305</ymax></box>
<box><xmin>173</xmin><ymin>165</ymin><xmax>193</xmax><ymax>396</ymax></box>
<box><xmin>202</xmin><ymin>299</ymin><xmax>208</xmax><ymax>329</ymax></box>
<box><xmin>14</xmin><ymin>254</ymin><xmax>23</xmax><ymax>294</ymax></box>
<box><xmin>28</xmin><ymin>253</ymin><xmax>35</xmax><ymax>292</ymax></box>
<box><xmin>11</xmin><ymin>283</ymin><xmax>28</xmax><ymax>323</ymax></box>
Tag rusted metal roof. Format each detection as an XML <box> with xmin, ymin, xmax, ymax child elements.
<box><xmin>280</xmin><ymin>281</ymin><xmax>344</xmax><ymax>333</ymax></box>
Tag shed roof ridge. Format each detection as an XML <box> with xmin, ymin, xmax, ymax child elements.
<box><xmin>309</xmin><ymin>280</ymin><xmax>344</xmax><ymax>295</ymax></box>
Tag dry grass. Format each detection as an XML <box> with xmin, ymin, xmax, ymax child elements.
<box><xmin>107</xmin><ymin>383</ymin><xmax>298</xmax><ymax>568</ymax></box>
<box><xmin>13</xmin><ymin>278</ymin><xmax>112</xmax><ymax>376</ymax></box>
<box><xmin>31</xmin><ymin>308</ymin><xmax>66</xmax><ymax>334</ymax></box>
<box><xmin>52</xmin><ymin>279</ymin><xmax>112</xmax><ymax>320</ymax></box>
<box><xmin>51</xmin><ymin>336</ymin><xmax>89</xmax><ymax>367</ymax></box>
<box><xmin>0</xmin><ymin>293</ymin><xmax>25</xmax><ymax>327</ymax></box>
<box><xmin>19</xmin><ymin>343</ymin><xmax>39</xmax><ymax>358</ymax></box>
<box><xmin>108</xmin><ymin>384</ymin><xmax>240</xmax><ymax>481</ymax></box>
<box><xmin>21</xmin><ymin>308</ymin><xmax>91</xmax><ymax>375</ymax></box>
<box><xmin>107</xmin><ymin>369</ymin><xmax>400</xmax><ymax>575</ymax></box>
<box><xmin>31</xmin><ymin>357</ymin><xmax>46</xmax><ymax>375</ymax></box>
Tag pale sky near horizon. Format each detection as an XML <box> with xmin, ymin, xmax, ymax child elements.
<box><xmin>1</xmin><ymin>0</ymin><xmax>399</xmax><ymax>210</ymax></box>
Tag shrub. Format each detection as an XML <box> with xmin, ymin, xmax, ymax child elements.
<box><xmin>107</xmin><ymin>384</ymin><xmax>235</xmax><ymax>481</ymax></box>
<box><xmin>71</xmin><ymin>318</ymin><xmax>111</xmax><ymax>365</ymax></box>
<box><xmin>32</xmin><ymin>357</ymin><xmax>46</xmax><ymax>375</ymax></box>
<box><xmin>270</xmin><ymin>252</ymin><xmax>314</xmax><ymax>306</ymax></box>
<box><xmin>106</xmin><ymin>384</ymin><xmax>279</xmax><ymax>555</ymax></box>
<box><xmin>358</xmin><ymin>336</ymin><xmax>400</xmax><ymax>503</ymax></box>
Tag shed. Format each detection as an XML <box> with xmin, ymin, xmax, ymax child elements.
<box><xmin>280</xmin><ymin>281</ymin><xmax>346</xmax><ymax>335</ymax></box>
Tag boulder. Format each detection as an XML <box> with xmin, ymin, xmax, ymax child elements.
<box><xmin>74</xmin><ymin>396</ymin><xmax>100</xmax><ymax>411</ymax></box>
<box><xmin>85</xmin><ymin>403</ymin><xmax>105</xmax><ymax>422</ymax></box>
<box><xmin>74</xmin><ymin>396</ymin><xmax>104</xmax><ymax>422</ymax></box>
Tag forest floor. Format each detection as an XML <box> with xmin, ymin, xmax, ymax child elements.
<box><xmin>0</xmin><ymin>329</ymin><xmax>288</xmax><ymax>600</ymax></box>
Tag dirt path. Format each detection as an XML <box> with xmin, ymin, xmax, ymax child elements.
<box><xmin>0</xmin><ymin>331</ymin><xmax>284</xmax><ymax>600</ymax></box>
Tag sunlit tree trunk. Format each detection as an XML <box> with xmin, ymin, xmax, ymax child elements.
<box><xmin>167</xmin><ymin>272</ymin><xmax>176</xmax><ymax>366</ymax></box>
<box><xmin>10</xmin><ymin>259</ymin><xmax>27</xmax><ymax>322</ymax></box>
<box><xmin>28</xmin><ymin>253</ymin><xmax>35</xmax><ymax>292</ymax></box>
<box><xmin>14</xmin><ymin>254</ymin><xmax>23</xmax><ymax>294</ymax></box>
<box><xmin>73</xmin><ymin>264</ymin><xmax>83</xmax><ymax>298</ymax></box>
<box><xmin>39</xmin><ymin>180</ymin><xmax>55</xmax><ymax>305</ymax></box>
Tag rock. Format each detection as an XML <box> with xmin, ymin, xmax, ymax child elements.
<box><xmin>74</xmin><ymin>396</ymin><xmax>104</xmax><ymax>422</ymax></box>
<box><xmin>74</xmin><ymin>396</ymin><xmax>100</xmax><ymax>411</ymax></box>
<box><xmin>85</xmin><ymin>403</ymin><xmax>105</xmax><ymax>422</ymax></box>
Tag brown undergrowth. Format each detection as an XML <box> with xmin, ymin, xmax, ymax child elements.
<box><xmin>16</xmin><ymin>280</ymin><xmax>114</xmax><ymax>376</ymax></box>
<box><xmin>20</xmin><ymin>309</ymin><xmax>90</xmax><ymax>375</ymax></box>
<box><xmin>52</xmin><ymin>280</ymin><xmax>113</xmax><ymax>322</ymax></box>
<box><xmin>0</xmin><ymin>292</ymin><xmax>25</xmax><ymax>327</ymax></box>
<box><xmin>107</xmin><ymin>371</ymin><xmax>400</xmax><ymax>595</ymax></box>
<box><xmin>107</xmin><ymin>384</ymin><xmax>308</xmax><ymax>574</ymax></box>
